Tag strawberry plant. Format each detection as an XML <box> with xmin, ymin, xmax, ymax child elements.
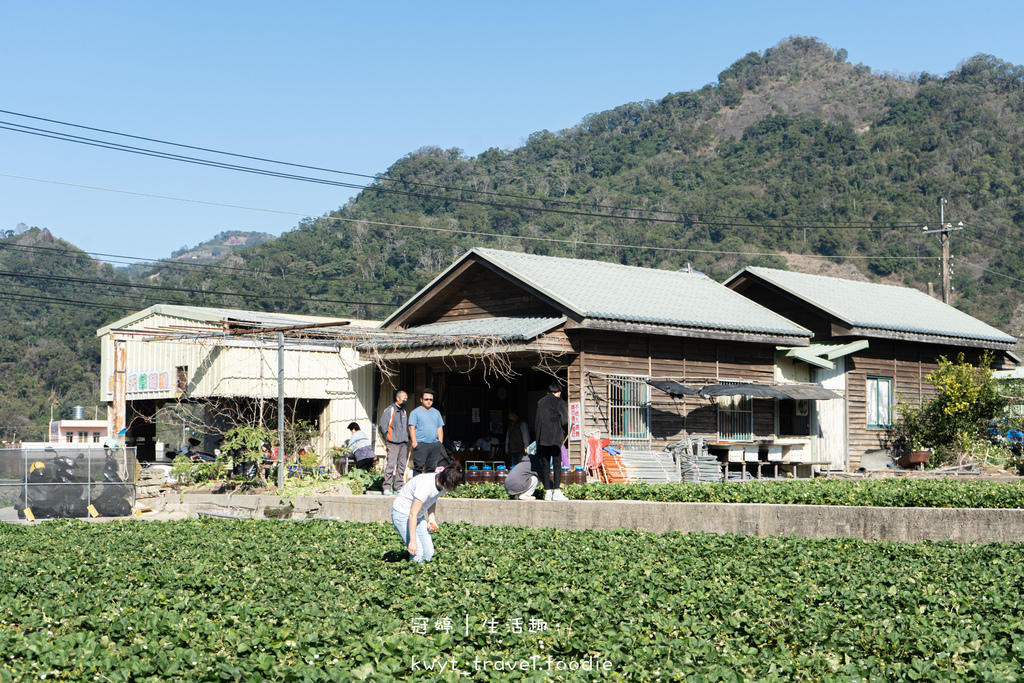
<box><xmin>2</xmin><ymin>519</ymin><xmax>1024</xmax><ymax>681</ymax></box>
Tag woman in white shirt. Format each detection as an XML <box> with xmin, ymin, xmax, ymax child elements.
<box><xmin>391</xmin><ymin>464</ymin><xmax>465</xmax><ymax>562</ymax></box>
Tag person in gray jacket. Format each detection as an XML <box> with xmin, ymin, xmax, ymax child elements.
<box><xmin>378</xmin><ymin>390</ymin><xmax>409</xmax><ymax>495</ymax></box>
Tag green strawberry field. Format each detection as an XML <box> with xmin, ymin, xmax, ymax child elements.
<box><xmin>2</xmin><ymin>518</ymin><xmax>1024</xmax><ymax>682</ymax></box>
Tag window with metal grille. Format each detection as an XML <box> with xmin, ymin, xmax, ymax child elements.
<box><xmin>607</xmin><ymin>375</ymin><xmax>650</xmax><ymax>447</ymax></box>
<box><xmin>717</xmin><ymin>383</ymin><xmax>753</xmax><ymax>441</ymax></box>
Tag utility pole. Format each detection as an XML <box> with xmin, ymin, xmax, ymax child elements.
<box><xmin>922</xmin><ymin>198</ymin><xmax>963</xmax><ymax>304</ymax></box>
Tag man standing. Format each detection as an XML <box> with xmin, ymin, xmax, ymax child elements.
<box><xmin>378</xmin><ymin>390</ymin><xmax>409</xmax><ymax>495</ymax></box>
<box><xmin>535</xmin><ymin>383</ymin><xmax>568</xmax><ymax>501</ymax></box>
<box><xmin>409</xmin><ymin>388</ymin><xmax>445</xmax><ymax>477</ymax></box>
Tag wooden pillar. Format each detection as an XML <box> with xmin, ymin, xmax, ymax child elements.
<box><xmin>109</xmin><ymin>335</ymin><xmax>127</xmax><ymax>440</ymax></box>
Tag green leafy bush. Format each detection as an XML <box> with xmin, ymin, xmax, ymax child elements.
<box><xmin>889</xmin><ymin>352</ymin><xmax>1013</xmax><ymax>466</ymax></box>
<box><xmin>341</xmin><ymin>467</ymin><xmax>383</xmax><ymax>495</ymax></box>
<box><xmin>170</xmin><ymin>454</ymin><xmax>229</xmax><ymax>485</ymax></box>
<box><xmin>454</xmin><ymin>478</ymin><xmax>1024</xmax><ymax>508</ymax></box>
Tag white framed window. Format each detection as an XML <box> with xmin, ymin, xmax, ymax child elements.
<box><xmin>867</xmin><ymin>376</ymin><xmax>893</xmax><ymax>428</ymax></box>
<box><xmin>718</xmin><ymin>388</ymin><xmax>753</xmax><ymax>441</ymax></box>
<box><xmin>607</xmin><ymin>375</ymin><xmax>650</xmax><ymax>448</ymax></box>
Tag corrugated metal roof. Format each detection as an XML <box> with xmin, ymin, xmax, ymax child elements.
<box><xmin>737</xmin><ymin>267</ymin><xmax>1017</xmax><ymax>345</ymax></box>
<box><xmin>774</xmin><ymin>385</ymin><xmax>843</xmax><ymax>400</ymax></box>
<box><xmin>97</xmin><ymin>304</ymin><xmax>379</xmax><ymax>336</ymax></box>
<box><xmin>467</xmin><ymin>249</ymin><xmax>810</xmax><ymax>338</ymax></box>
<box><xmin>367</xmin><ymin>316</ymin><xmax>566</xmax><ymax>350</ymax></box>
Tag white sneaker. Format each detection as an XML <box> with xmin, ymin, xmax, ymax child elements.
<box><xmin>544</xmin><ymin>490</ymin><xmax>554</xmax><ymax>500</ymax></box>
<box><xmin>552</xmin><ymin>489</ymin><xmax>567</xmax><ymax>501</ymax></box>
<box><xmin>518</xmin><ymin>492</ymin><xmax>535</xmax><ymax>500</ymax></box>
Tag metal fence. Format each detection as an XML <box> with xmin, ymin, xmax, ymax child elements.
<box><xmin>0</xmin><ymin>447</ymin><xmax>136</xmax><ymax>520</ymax></box>
<box><xmin>608</xmin><ymin>375</ymin><xmax>650</xmax><ymax>452</ymax></box>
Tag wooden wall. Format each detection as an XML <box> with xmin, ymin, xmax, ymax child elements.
<box><xmin>418</xmin><ymin>265</ymin><xmax>559</xmax><ymax>324</ymax></box>
<box><xmin>844</xmin><ymin>344</ymin><xmax>1005</xmax><ymax>468</ymax></box>
<box><xmin>577</xmin><ymin>330</ymin><xmax>777</xmax><ymax>454</ymax></box>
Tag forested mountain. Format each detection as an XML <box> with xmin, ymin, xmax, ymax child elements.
<box><xmin>5</xmin><ymin>36</ymin><xmax>1024</xmax><ymax>440</ymax></box>
<box><xmin>0</xmin><ymin>228</ymin><xmax>132</xmax><ymax>440</ymax></box>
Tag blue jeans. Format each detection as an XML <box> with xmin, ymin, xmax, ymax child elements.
<box><xmin>391</xmin><ymin>508</ymin><xmax>434</xmax><ymax>562</ymax></box>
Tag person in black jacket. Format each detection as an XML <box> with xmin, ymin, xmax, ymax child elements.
<box><xmin>535</xmin><ymin>383</ymin><xmax>569</xmax><ymax>501</ymax></box>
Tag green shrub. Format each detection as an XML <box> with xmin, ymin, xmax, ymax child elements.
<box><xmin>452</xmin><ymin>478</ymin><xmax>1024</xmax><ymax>508</ymax></box>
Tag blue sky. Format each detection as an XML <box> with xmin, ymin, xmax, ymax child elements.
<box><xmin>1</xmin><ymin>1</ymin><xmax>1022</xmax><ymax>258</ymax></box>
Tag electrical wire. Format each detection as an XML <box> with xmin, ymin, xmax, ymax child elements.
<box><xmin>1</xmin><ymin>173</ymin><xmax>942</xmax><ymax>262</ymax></box>
<box><xmin>0</xmin><ymin>117</ymin><xmax>929</xmax><ymax>231</ymax></box>
<box><xmin>0</xmin><ymin>108</ymin><xmax>926</xmax><ymax>228</ymax></box>
<box><xmin>0</xmin><ymin>269</ymin><xmax>399</xmax><ymax>308</ymax></box>
<box><xmin>954</xmin><ymin>257</ymin><xmax>1024</xmax><ymax>287</ymax></box>
<box><xmin>0</xmin><ymin>241</ymin><xmax>418</xmax><ymax>292</ymax></box>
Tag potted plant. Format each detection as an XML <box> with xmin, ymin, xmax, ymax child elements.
<box><xmin>897</xmin><ymin>439</ymin><xmax>931</xmax><ymax>469</ymax></box>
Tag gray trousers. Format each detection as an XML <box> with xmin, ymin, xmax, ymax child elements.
<box><xmin>383</xmin><ymin>442</ymin><xmax>409</xmax><ymax>493</ymax></box>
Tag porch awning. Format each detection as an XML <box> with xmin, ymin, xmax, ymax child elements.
<box><xmin>773</xmin><ymin>385</ymin><xmax>843</xmax><ymax>400</ymax></box>
<box><xmin>645</xmin><ymin>379</ymin><xmax>699</xmax><ymax>397</ymax></box>
<box><xmin>698</xmin><ymin>384</ymin><xmax>790</xmax><ymax>399</ymax></box>
<box><xmin>778</xmin><ymin>340</ymin><xmax>870</xmax><ymax>369</ymax></box>
<box><xmin>697</xmin><ymin>383</ymin><xmax>842</xmax><ymax>400</ymax></box>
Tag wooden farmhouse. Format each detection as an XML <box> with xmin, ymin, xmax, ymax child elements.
<box><xmin>726</xmin><ymin>267</ymin><xmax>1019</xmax><ymax>469</ymax></box>
<box><xmin>370</xmin><ymin>248</ymin><xmax>854</xmax><ymax>471</ymax></box>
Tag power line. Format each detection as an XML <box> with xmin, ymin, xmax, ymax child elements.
<box><xmin>0</xmin><ymin>269</ymin><xmax>398</xmax><ymax>308</ymax></box>
<box><xmin>1</xmin><ymin>280</ymin><xmax>197</xmax><ymax>308</ymax></box>
<box><xmin>0</xmin><ymin>290</ymin><xmax>141</xmax><ymax>312</ymax></box>
<box><xmin>0</xmin><ymin>241</ymin><xmax>418</xmax><ymax>291</ymax></box>
<box><xmin>1</xmin><ymin>173</ymin><xmax>941</xmax><ymax>262</ymax></box>
<box><xmin>955</xmin><ymin>257</ymin><xmax>1024</xmax><ymax>287</ymax></box>
<box><xmin>0</xmin><ymin>108</ymin><xmax>926</xmax><ymax>228</ymax></box>
<box><xmin>0</xmin><ymin>116</ymin><xmax>928</xmax><ymax>231</ymax></box>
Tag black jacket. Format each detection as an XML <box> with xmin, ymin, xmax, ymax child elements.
<box><xmin>535</xmin><ymin>393</ymin><xmax>568</xmax><ymax>446</ymax></box>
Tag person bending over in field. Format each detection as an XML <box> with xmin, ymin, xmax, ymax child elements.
<box><xmin>391</xmin><ymin>464</ymin><xmax>465</xmax><ymax>562</ymax></box>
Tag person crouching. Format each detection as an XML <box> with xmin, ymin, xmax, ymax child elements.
<box><xmin>391</xmin><ymin>464</ymin><xmax>465</xmax><ymax>562</ymax></box>
<box><xmin>347</xmin><ymin>422</ymin><xmax>377</xmax><ymax>471</ymax></box>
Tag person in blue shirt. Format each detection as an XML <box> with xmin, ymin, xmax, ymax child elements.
<box><xmin>408</xmin><ymin>388</ymin><xmax>446</xmax><ymax>476</ymax></box>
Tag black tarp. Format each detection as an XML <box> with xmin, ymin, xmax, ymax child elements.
<box><xmin>698</xmin><ymin>383</ymin><xmax>790</xmax><ymax>399</ymax></box>
<box><xmin>645</xmin><ymin>379</ymin><xmax>699</xmax><ymax>397</ymax></box>
<box><xmin>697</xmin><ymin>383</ymin><xmax>842</xmax><ymax>400</ymax></box>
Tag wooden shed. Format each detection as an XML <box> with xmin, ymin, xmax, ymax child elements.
<box><xmin>726</xmin><ymin>267</ymin><xmax>1019</xmax><ymax>469</ymax></box>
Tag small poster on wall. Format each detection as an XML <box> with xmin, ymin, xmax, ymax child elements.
<box><xmin>568</xmin><ymin>402</ymin><xmax>581</xmax><ymax>441</ymax></box>
<box><xmin>472</xmin><ymin>407</ymin><xmax>480</xmax><ymax>423</ymax></box>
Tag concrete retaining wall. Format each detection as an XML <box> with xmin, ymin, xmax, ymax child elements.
<box><xmin>171</xmin><ymin>492</ymin><xmax>1024</xmax><ymax>544</ymax></box>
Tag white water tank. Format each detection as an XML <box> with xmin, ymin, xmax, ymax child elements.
<box><xmin>72</xmin><ymin>406</ymin><xmax>86</xmax><ymax>420</ymax></box>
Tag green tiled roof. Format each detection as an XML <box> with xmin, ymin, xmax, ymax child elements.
<box><xmin>459</xmin><ymin>249</ymin><xmax>810</xmax><ymax>338</ymax></box>
<box><xmin>368</xmin><ymin>316</ymin><xmax>566</xmax><ymax>350</ymax></box>
<box><xmin>736</xmin><ymin>267</ymin><xmax>1017</xmax><ymax>345</ymax></box>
